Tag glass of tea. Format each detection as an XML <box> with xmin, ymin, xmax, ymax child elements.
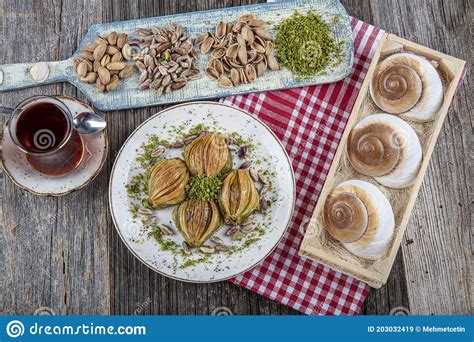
<box><xmin>7</xmin><ymin>96</ymin><xmax>85</xmax><ymax>177</ymax></box>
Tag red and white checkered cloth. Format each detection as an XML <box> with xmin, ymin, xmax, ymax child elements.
<box><xmin>221</xmin><ymin>18</ymin><xmax>385</xmax><ymax>315</ymax></box>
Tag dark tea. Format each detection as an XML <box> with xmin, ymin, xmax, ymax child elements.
<box><xmin>14</xmin><ymin>100</ymin><xmax>85</xmax><ymax>176</ymax></box>
<box><xmin>16</xmin><ymin>102</ymin><xmax>69</xmax><ymax>153</ymax></box>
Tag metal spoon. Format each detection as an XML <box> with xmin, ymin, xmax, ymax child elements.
<box><xmin>1</xmin><ymin>106</ymin><xmax>106</xmax><ymax>134</ymax></box>
<box><xmin>73</xmin><ymin>112</ymin><xmax>106</xmax><ymax>134</ymax></box>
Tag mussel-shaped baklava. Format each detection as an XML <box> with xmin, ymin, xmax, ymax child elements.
<box><xmin>147</xmin><ymin>158</ymin><xmax>189</xmax><ymax>209</ymax></box>
<box><xmin>347</xmin><ymin>114</ymin><xmax>422</xmax><ymax>189</ymax></box>
<box><xmin>219</xmin><ymin>170</ymin><xmax>260</xmax><ymax>225</ymax></box>
<box><xmin>369</xmin><ymin>52</ymin><xmax>443</xmax><ymax>122</ymax></box>
<box><xmin>172</xmin><ymin>200</ymin><xmax>223</xmax><ymax>247</ymax></box>
<box><xmin>323</xmin><ymin>180</ymin><xmax>395</xmax><ymax>260</ymax></box>
<box><xmin>183</xmin><ymin>133</ymin><xmax>232</xmax><ymax>177</ymax></box>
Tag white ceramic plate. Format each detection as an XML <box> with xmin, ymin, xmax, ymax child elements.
<box><xmin>109</xmin><ymin>102</ymin><xmax>295</xmax><ymax>282</ymax></box>
<box><xmin>1</xmin><ymin>96</ymin><xmax>108</xmax><ymax>196</ymax></box>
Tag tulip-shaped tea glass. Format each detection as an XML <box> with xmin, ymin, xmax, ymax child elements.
<box><xmin>1</xmin><ymin>96</ymin><xmax>85</xmax><ymax>176</ymax></box>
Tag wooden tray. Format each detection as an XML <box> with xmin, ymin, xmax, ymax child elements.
<box><xmin>0</xmin><ymin>0</ymin><xmax>353</xmax><ymax>111</ymax></box>
<box><xmin>299</xmin><ymin>33</ymin><xmax>466</xmax><ymax>288</ymax></box>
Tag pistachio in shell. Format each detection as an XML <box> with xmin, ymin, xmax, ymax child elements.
<box><xmin>93</xmin><ymin>43</ymin><xmax>107</xmax><ymax>61</ymax></box>
<box><xmin>76</xmin><ymin>61</ymin><xmax>88</xmax><ymax>77</ymax></box>
<box><xmin>106</xmin><ymin>75</ymin><xmax>119</xmax><ymax>91</ymax></box>
<box><xmin>183</xmin><ymin>133</ymin><xmax>232</xmax><ymax>177</ymax></box>
<box><xmin>219</xmin><ymin>169</ymin><xmax>260</xmax><ymax>225</ymax></box>
<box><xmin>84</xmin><ymin>43</ymin><xmax>97</xmax><ymax>52</ymax></box>
<box><xmin>80</xmin><ymin>72</ymin><xmax>97</xmax><ymax>83</ymax></box>
<box><xmin>107</xmin><ymin>31</ymin><xmax>118</xmax><ymax>45</ymax></box>
<box><xmin>106</xmin><ymin>45</ymin><xmax>120</xmax><ymax>55</ymax></box>
<box><xmin>147</xmin><ymin>158</ymin><xmax>189</xmax><ymax>209</ymax></box>
<box><xmin>79</xmin><ymin>50</ymin><xmax>94</xmax><ymax>61</ymax></box>
<box><xmin>172</xmin><ymin>200</ymin><xmax>223</xmax><ymax>247</ymax></box>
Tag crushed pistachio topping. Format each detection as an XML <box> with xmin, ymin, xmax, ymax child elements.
<box><xmin>126</xmin><ymin>173</ymin><xmax>147</xmax><ymax>203</ymax></box>
<box><xmin>186</xmin><ymin>175</ymin><xmax>223</xmax><ymax>201</ymax></box>
<box><xmin>274</xmin><ymin>11</ymin><xmax>345</xmax><ymax>79</ymax></box>
<box><xmin>179</xmin><ymin>256</ymin><xmax>210</xmax><ymax>269</ymax></box>
<box><xmin>136</xmin><ymin>134</ymin><xmax>170</xmax><ymax>169</ymax></box>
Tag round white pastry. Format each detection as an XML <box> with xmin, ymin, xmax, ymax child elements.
<box><xmin>369</xmin><ymin>52</ymin><xmax>443</xmax><ymax>122</ymax></box>
<box><xmin>323</xmin><ymin>179</ymin><xmax>395</xmax><ymax>260</ymax></box>
<box><xmin>347</xmin><ymin>113</ymin><xmax>422</xmax><ymax>188</ymax></box>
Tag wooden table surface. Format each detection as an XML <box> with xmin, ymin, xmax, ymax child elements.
<box><xmin>0</xmin><ymin>0</ymin><xmax>472</xmax><ymax>315</ymax></box>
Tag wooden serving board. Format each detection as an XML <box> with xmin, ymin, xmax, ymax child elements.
<box><xmin>299</xmin><ymin>33</ymin><xmax>466</xmax><ymax>288</ymax></box>
<box><xmin>0</xmin><ymin>0</ymin><xmax>353</xmax><ymax>111</ymax></box>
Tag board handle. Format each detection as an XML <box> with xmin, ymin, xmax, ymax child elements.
<box><xmin>0</xmin><ymin>59</ymin><xmax>74</xmax><ymax>92</ymax></box>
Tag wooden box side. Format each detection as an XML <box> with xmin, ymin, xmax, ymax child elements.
<box><xmin>299</xmin><ymin>33</ymin><xmax>466</xmax><ymax>288</ymax></box>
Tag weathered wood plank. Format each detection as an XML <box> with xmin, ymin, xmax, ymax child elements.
<box><xmin>360</xmin><ymin>250</ymin><xmax>410</xmax><ymax>315</ymax></box>
<box><xmin>0</xmin><ymin>0</ymin><xmax>110</xmax><ymax>315</ymax></box>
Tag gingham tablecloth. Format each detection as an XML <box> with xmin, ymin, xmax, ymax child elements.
<box><xmin>221</xmin><ymin>18</ymin><xmax>385</xmax><ymax>315</ymax></box>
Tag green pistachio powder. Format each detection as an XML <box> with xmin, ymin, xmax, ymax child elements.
<box><xmin>186</xmin><ymin>175</ymin><xmax>223</xmax><ymax>201</ymax></box>
<box><xmin>125</xmin><ymin>122</ymin><xmax>274</xmax><ymax>270</ymax></box>
<box><xmin>274</xmin><ymin>11</ymin><xmax>345</xmax><ymax>80</ymax></box>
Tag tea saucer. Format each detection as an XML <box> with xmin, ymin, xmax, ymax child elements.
<box><xmin>1</xmin><ymin>96</ymin><xmax>108</xmax><ymax>196</ymax></box>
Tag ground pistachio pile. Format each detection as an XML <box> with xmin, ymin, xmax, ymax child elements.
<box><xmin>274</xmin><ymin>11</ymin><xmax>345</xmax><ymax>79</ymax></box>
<box><xmin>186</xmin><ymin>175</ymin><xmax>223</xmax><ymax>201</ymax></box>
<box><xmin>125</xmin><ymin>123</ymin><xmax>275</xmax><ymax>270</ymax></box>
